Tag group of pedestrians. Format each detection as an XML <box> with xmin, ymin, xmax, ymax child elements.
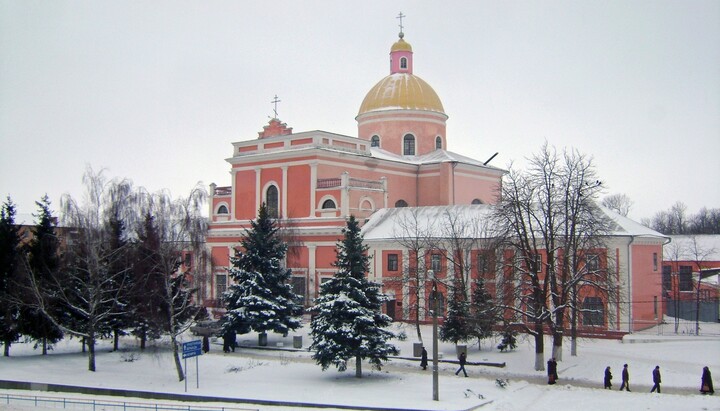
<box><xmin>600</xmin><ymin>364</ymin><xmax>713</xmax><ymax>395</ymax></box>
<box><xmin>418</xmin><ymin>348</ymin><xmax>713</xmax><ymax>395</ymax></box>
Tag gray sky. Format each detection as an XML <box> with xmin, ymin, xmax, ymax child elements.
<box><xmin>1</xmin><ymin>0</ymin><xmax>718</xmax><ymax>222</ymax></box>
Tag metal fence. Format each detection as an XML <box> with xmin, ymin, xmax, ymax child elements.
<box><xmin>0</xmin><ymin>393</ymin><xmax>257</xmax><ymax>411</ymax></box>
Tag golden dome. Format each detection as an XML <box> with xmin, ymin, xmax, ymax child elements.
<box><xmin>391</xmin><ymin>38</ymin><xmax>412</xmax><ymax>52</ymax></box>
<box><xmin>358</xmin><ymin>73</ymin><xmax>445</xmax><ymax>115</ymax></box>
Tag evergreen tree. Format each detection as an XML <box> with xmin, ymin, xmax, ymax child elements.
<box><xmin>309</xmin><ymin>216</ymin><xmax>398</xmax><ymax>378</ymax></box>
<box><xmin>0</xmin><ymin>197</ymin><xmax>22</xmax><ymax>356</ymax></box>
<box><xmin>440</xmin><ymin>286</ymin><xmax>473</xmax><ymax>345</ymax></box>
<box><xmin>470</xmin><ymin>278</ymin><xmax>500</xmax><ymax>348</ymax></box>
<box><xmin>223</xmin><ymin>204</ymin><xmax>302</xmax><ymax>339</ymax></box>
<box><xmin>18</xmin><ymin>195</ymin><xmax>64</xmax><ymax>354</ymax></box>
<box><xmin>130</xmin><ymin>213</ymin><xmax>166</xmax><ymax>349</ymax></box>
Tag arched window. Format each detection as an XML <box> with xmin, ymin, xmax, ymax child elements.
<box><xmin>217</xmin><ymin>204</ymin><xmax>229</xmax><ymax>214</ymax></box>
<box><xmin>435</xmin><ymin>136</ymin><xmax>442</xmax><ymax>150</ymax></box>
<box><xmin>395</xmin><ymin>199</ymin><xmax>408</xmax><ymax>208</ymax></box>
<box><xmin>321</xmin><ymin>199</ymin><xmax>336</xmax><ymax>209</ymax></box>
<box><xmin>371</xmin><ymin>135</ymin><xmax>380</xmax><ymax>147</ymax></box>
<box><xmin>403</xmin><ymin>134</ymin><xmax>415</xmax><ymax>156</ymax></box>
<box><xmin>471</xmin><ymin>198</ymin><xmax>483</xmax><ymax>205</ymax></box>
<box><xmin>266</xmin><ymin>185</ymin><xmax>279</xmax><ymax>218</ymax></box>
<box><xmin>400</xmin><ymin>57</ymin><xmax>407</xmax><ymax>69</ymax></box>
<box><xmin>429</xmin><ymin>290</ymin><xmax>445</xmax><ymax>317</ymax></box>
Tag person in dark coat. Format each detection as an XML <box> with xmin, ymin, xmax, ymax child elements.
<box><xmin>547</xmin><ymin>358</ymin><xmax>558</xmax><ymax>385</ymax></box>
<box><xmin>228</xmin><ymin>332</ymin><xmax>236</xmax><ymax>352</ymax></box>
<box><xmin>202</xmin><ymin>335</ymin><xmax>210</xmax><ymax>353</ymax></box>
<box><xmin>620</xmin><ymin>363</ymin><xmax>630</xmax><ymax>391</ymax></box>
<box><xmin>420</xmin><ymin>347</ymin><xmax>428</xmax><ymax>370</ymax></box>
<box><xmin>651</xmin><ymin>365</ymin><xmax>662</xmax><ymax>393</ymax></box>
<box><xmin>604</xmin><ymin>366</ymin><xmax>613</xmax><ymax>389</ymax></box>
<box><xmin>700</xmin><ymin>366</ymin><xmax>714</xmax><ymax>395</ymax></box>
<box><xmin>455</xmin><ymin>351</ymin><xmax>468</xmax><ymax>377</ymax></box>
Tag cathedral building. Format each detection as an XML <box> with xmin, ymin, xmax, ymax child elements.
<box><xmin>204</xmin><ymin>31</ymin><xmax>666</xmax><ymax>335</ymax></box>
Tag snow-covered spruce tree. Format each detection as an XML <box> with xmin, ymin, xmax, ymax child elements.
<box><xmin>440</xmin><ymin>286</ymin><xmax>473</xmax><ymax>345</ymax></box>
<box><xmin>0</xmin><ymin>197</ymin><xmax>22</xmax><ymax>356</ymax></box>
<box><xmin>309</xmin><ymin>215</ymin><xmax>398</xmax><ymax>378</ymax></box>
<box><xmin>470</xmin><ymin>278</ymin><xmax>500</xmax><ymax>349</ymax></box>
<box><xmin>222</xmin><ymin>203</ymin><xmax>302</xmax><ymax>341</ymax></box>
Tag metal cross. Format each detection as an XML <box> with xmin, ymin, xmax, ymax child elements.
<box><xmin>271</xmin><ymin>95</ymin><xmax>281</xmax><ymax>119</ymax></box>
<box><xmin>397</xmin><ymin>12</ymin><xmax>406</xmax><ymax>33</ymax></box>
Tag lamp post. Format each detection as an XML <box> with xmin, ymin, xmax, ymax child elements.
<box><xmin>428</xmin><ymin>270</ymin><xmax>439</xmax><ymax>401</ymax></box>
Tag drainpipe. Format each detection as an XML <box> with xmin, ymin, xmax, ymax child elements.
<box><xmin>627</xmin><ymin>235</ymin><xmax>635</xmax><ymax>333</ymax></box>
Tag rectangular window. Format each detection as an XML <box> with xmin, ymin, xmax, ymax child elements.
<box><xmin>586</xmin><ymin>253</ymin><xmax>600</xmax><ymax>273</ymax></box>
<box><xmin>387</xmin><ymin>254</ymin><xmax>399</xmax><ymax>271</ymax></box>
<box><xmin>291</xmin><ymin>276</ymin><xmax>306</xmax><ymax>306</ymax></box>
<box><xmin>184</xmin><ymin>253</ymin><xmax>192</xmax><ymax>267</ymax></box>
<box><xmin>215</xmin><ymin>274</ymin><xmax>227</xmax><ymax>300</ymax></box>
<box><xmin>679</xmin><ymin>266</ymin><xmax>693</xmax><ymax>291</ymax></box>
<box><xmin>431</xmin><ymin>254</ymin><xmax>442</xmax><ymax>273</ymax></box>
<box><xmin>653</xmin><ymin>253</ymin><xmax>658</xmax><ymax>271</ymax></box>
<box><xmin>582</xmin><ymin>297</ymin><xmax>604</xmax><ymax>326</ymax></box>
<box><xmin>477</xmin><ymin>251</ymin><xmax>491</xmax><ymax>276</ymax></box>
<box><xmin>662</xmin><ymin>266</ymin><xmax>672</xmax><ymax>292</ymax></box>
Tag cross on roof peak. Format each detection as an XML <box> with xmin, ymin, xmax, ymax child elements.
<box><xmin>397</xmin><ymin>12</ymin><xmax>406</xmax><ymax>36</ymax></box>
<box><xmin>271</xmin><ymin>95</ymin><xmax>281</xmax><ymax>119</ymax></box>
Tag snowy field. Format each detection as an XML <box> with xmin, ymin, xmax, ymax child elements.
<box><xmin>1</xmin><ymin>320</ymin><xmax>719</xmax><ymax>411</ymax></box>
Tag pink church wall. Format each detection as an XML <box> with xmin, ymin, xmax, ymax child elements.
<box><xmin>234</xmin><ymin>169</ymin><xmax>256</xmax><ymax>219</ymax></box>
<box><xmin>287</xmin><ymin>164</ymin><xmax>310</xmax><ymax>218</ymax></box>
<box><xmin>357</xmin><ymin>112</ymin><xmax>446</xmax><ymax>157</ymax></box>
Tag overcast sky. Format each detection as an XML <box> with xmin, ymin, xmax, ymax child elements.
<box><xmin>1</xmin><ymin>0</ymin><xmax>718</xmax><ymax>222</ymax></box>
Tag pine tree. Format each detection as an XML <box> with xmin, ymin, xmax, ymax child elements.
<box><xmin>470</xmin><ymin>278</ymin><xmax>500</xmax><ymax>348</ymax></box>
<box><xmin>440</xmin><ymin>286</ymin><xmax>473</xmax><ymax>345</ymax></box>
<box><xmin>0</xmin><ymin>197</ymin><xmax>22</xmax><ymax>356</ymax></box>
<box><xmin>309</xmin><ymin>215</ymin><xmax>398</xmax><ymax>378</ymax></box>
<box><xmin>18</xmin><ymin>195</ymin><xmax>64</xmax><ymax>354</ymax></box>
<box><xmin>222</xmin><ymin>204</ymin><xmax>302</xmax><ymax>339</ymax></box>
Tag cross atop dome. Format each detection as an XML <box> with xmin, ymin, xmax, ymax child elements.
<box><xmin>396</xmin><ymin>12</ymin><xmax>406</xmax><ymax>37</ymax></box>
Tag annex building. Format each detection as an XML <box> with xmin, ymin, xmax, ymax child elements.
<box><xmin>203</xmin><ymin>31</ymin><xmax>667</xmax><ymax>335</ymax></box>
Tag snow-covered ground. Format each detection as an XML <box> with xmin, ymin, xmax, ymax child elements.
<box><xmin>1</xmin><ymin>319</ymin><xmax>719</xmax><ymax>411</ymax></box>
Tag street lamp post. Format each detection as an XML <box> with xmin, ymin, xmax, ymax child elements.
<box><xmin>429</xmin><ymin>270</ymin><xmax>439</xmax><ymax>401</ymax></box>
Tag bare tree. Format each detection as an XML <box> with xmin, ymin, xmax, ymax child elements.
<box><xmin>494</xmin><ymin>143</ymin><xmax>617</xmax><ymax>367</ymax></box>
<box><xmin>601</xmin><ymin>193</ymin><xmax>633</xmax><ymax>217</ymax></box>
<box><xmin>14</xmin><ymin>168</ymin><xmax>137</xmax><ymax>371</ymax></box>
<box><xmin>135</xmin><ymin>185</ymin><xmax>208</xmax><ymax>382</ymax></box>
<box><xmin>388</xmin><ymin>208</ymin><xmax>435</xmax><ymax>342</ymax></box>
<box><xmin>494</xmin><ymin>164</ymin><xmax>551</xmax><ymax>371</ymax></box>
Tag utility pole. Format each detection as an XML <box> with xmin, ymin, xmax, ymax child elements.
<box><xmin>429</xmin><ymin>270</ymin><xmax>439</xmax><ymax>401</ymax></box>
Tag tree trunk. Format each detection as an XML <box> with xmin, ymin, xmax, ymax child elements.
<box><xmin>534</xmin><ymin>321</ymin><xmax>545</xmax><ymax>371</ymax></box>
<box><xmin>87</xmin><ymin>335</ymin><xmax>96</xmax><ymax>372</ymax></box>
<box><xmin>113</xmin><ymin>329</ymin><xmax>120</xmax><ymax>351</ymax></box>
<box><xmin>3</xmin><ymin>341</ymin><xmax>10</xmax><ymax>357</ymax></box>
<box><xmin>140</xmin><ymin>328</ymin><xmax>146</xmax><ymax>350</ymax></box>
<box><xmin>172</xmin><ymin>335</ymin><xmax>185</xmax><ymax>382</ymax></box>
<box><xmin>355</xmin><ymin>355</ymin><xmax>362</xmax><ymax>378</ymax></box>
<box><xmin>42</xmin><ymin>338</ymin><xmax>47</xmax><ymax>355</ymax></box>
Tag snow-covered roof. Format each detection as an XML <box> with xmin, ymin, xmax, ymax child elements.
<box><xmin>665</xmin><ymin>235</ymin><xmax>720</xmax><ymax>261</ymax></box>
<box><xmin>361</xmin><ymin>204</ymin><xmax>496</xmax><ymax>241</ymax></box>
<box><xmin>361</xmin><ymin>204</ymin><xmax>666</xmax><ymax>242</ymax></box>
<box><xmin>369</xmin><ymin>147</ymin><xmax>504</xmax><ymax>171</ymax></box>
<box><xmin>600</xmin><ymin>206</ymin><xmax>668</xmax><ymax>239</ymax></box>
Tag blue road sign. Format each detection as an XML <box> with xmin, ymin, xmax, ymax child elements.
<box><xmin>182</xmin><ymin>340</ymin><xmax>203</xmax><ymax>359</ymax></box>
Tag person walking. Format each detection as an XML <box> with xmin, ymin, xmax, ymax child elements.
<box><xmin>420</xmin><ymin>347</ymin><xmax>428</xmax><ymax>370</ymax></box>
<box><xmin>700</xmin><ymin>366</ymin><xmax>714</xmax><ymax>395</ymax></box>
<box><xmin>651</xmin><ymin>365</ymin><xmax>662</xmax><ymax>393</ymax></box>
<box><xmin>455</xmin><ymin>351</ymin><xmax>468</xmax><ymax>377</ymax></box>
<box><xmin>547</xmin><ymin>358</ymin><xmax>558</xmax><ymax>385</ymax></box>
<box><xmin>604</xmin><ymin>366</ymin><xmax>613</xmax><ymax>389</ymax></box>
<box><xmin>202</xmin><ymin>335</ymin><xmax>210</xmax><ymax>353</ymax></box>
<box><xmin>620</xmin><ymin>364</ymin><xmax>630</xmax><ymax>391</ymax></box>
